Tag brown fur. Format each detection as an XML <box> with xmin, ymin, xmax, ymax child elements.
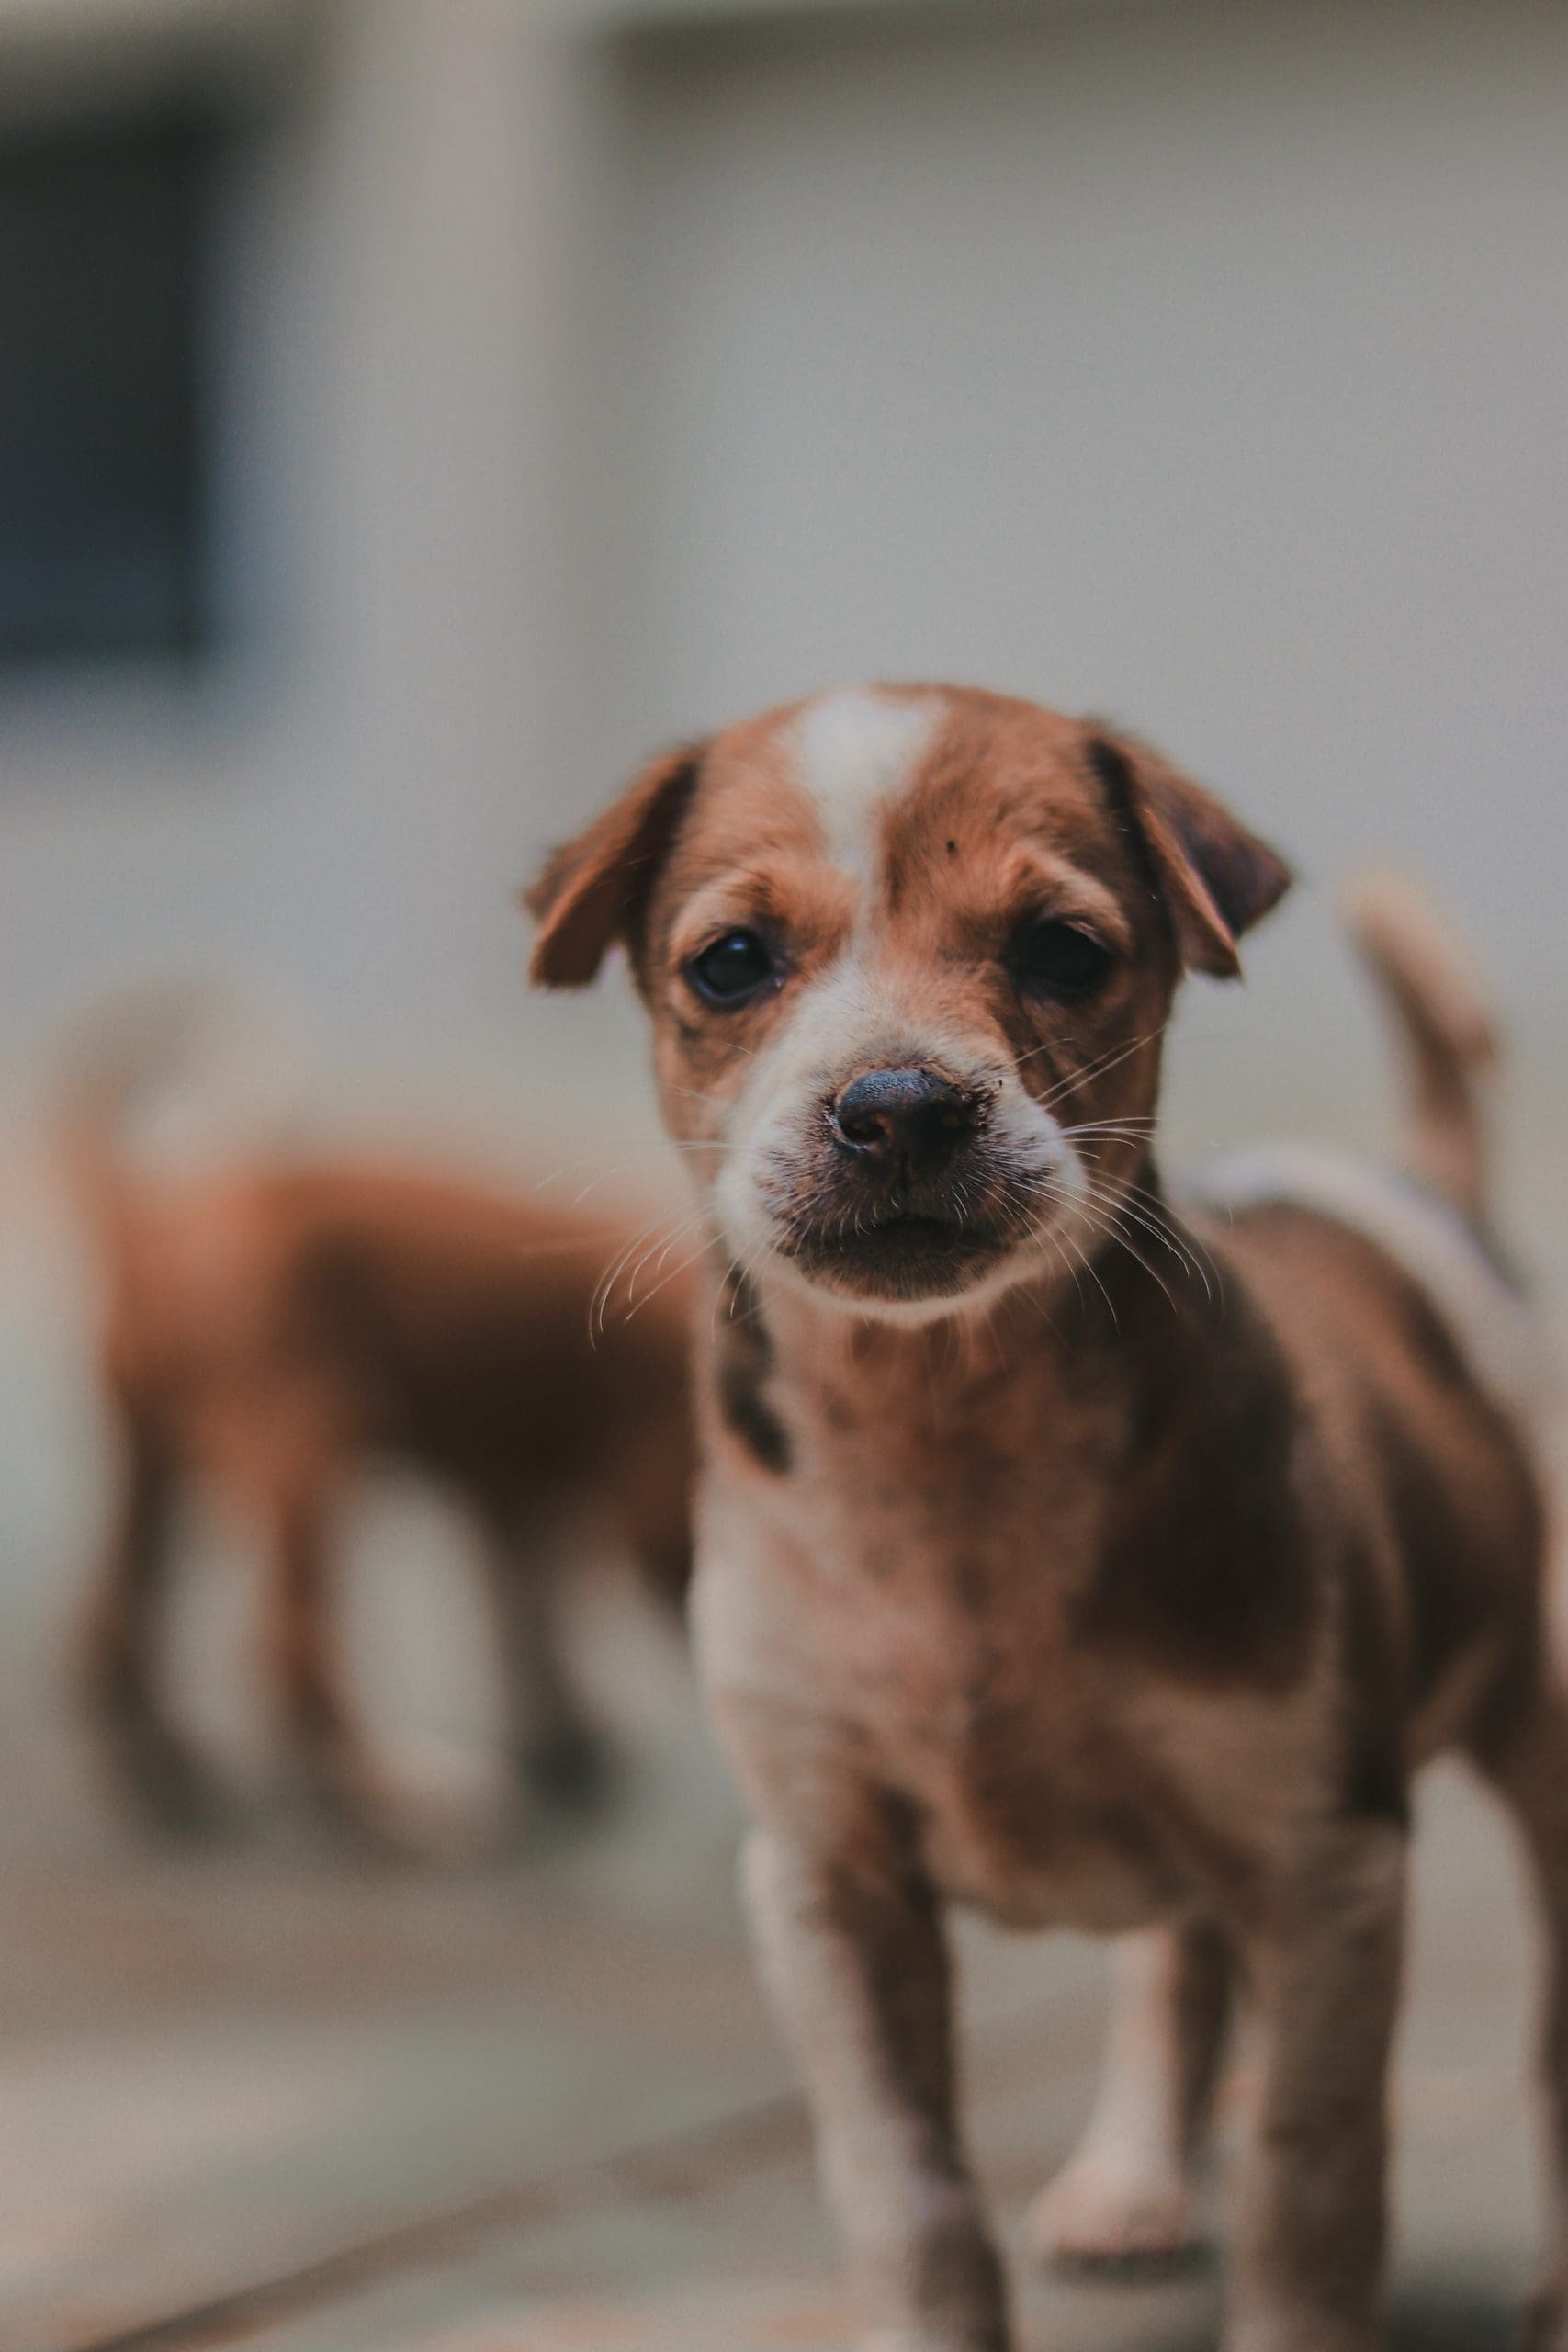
<box><xmin>70</xmin><ymin>1131</ymin><xmax>694</xmax><ymax>1850</ymax></box>
<box><xmin>530</xmin><ymin>684</ymin><xmax>1561</xmax><ymax>2351</ymax></box>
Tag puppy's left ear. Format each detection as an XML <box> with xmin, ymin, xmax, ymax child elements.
<box><xmin>525</xmin><ymin>742</ymin><xmax>705</xmax><ymax>989</ymax></box>
<box><xmin>1088</xmin><ymin>729</ymin><xmax>1292</xmax><ymax>979</ymax></box>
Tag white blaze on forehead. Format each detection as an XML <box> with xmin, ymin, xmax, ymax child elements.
<box><xmin>791</xmin><ymin>688</ymin><xmax>940</xmax><ymax>882</ymax></box>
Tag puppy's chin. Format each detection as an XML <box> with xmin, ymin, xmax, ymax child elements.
<box><xmin>783</xmin><ymin>1213</ymin><xmax>1010</xmax><ymax>1311</ymax></box>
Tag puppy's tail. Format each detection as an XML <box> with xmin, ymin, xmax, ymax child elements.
<box><xmin>1344</xmin><ymin>872</ymin><xmax>1498</xmax><ymax>1231</ymax></box>
<box><xmin>51</xmin><ymin>978</ymin><xmax>307</xmax><ymax>1256</ymax></box>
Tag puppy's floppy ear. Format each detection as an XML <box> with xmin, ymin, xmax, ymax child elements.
<box><xmin>525</xmin><ymin>742</ymin><xmax>705</xmax><ymax>989</ymax></box>
<box><xmin>1087</xmin><ymin>728</ymin><xmax>1292</xmax><ymax>979</ymax></box>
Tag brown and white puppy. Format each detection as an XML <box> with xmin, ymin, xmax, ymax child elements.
<box><xmin>529</xmin><ymin>685</ymin><xmax>1565</xmax><ymax>2352</ymax></box>
<box><xmin>61</xmin><ymin>1003</ymin><xmax>694</xmax><ymax>1853</ymax></box>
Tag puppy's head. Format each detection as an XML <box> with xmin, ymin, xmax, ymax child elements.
<box><xmin>528</xmin><ymin>687</ymin><xmax>1288</xmax><ymax>1322</ymax></box>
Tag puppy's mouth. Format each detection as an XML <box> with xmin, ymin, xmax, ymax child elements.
<box><xmin>781</xmin><ymin>1201</ymin><xmax>1010</xmax><ymax>1302</ymax></box>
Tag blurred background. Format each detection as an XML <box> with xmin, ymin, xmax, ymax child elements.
<box><xmin>1</xmin><ymin>2</ymin><xmax>1564</xmax><ymax>2347</ymax></box>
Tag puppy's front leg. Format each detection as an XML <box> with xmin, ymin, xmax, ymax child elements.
<box><xmin>1228</xmin><ymin>1822</ymin><xmax>1407</xmax><ymax>2352</ymax></box>
<box><xmin>742</xmin><ymin>1826</ymin><xmax>1010</xmax><ymax>2352</ymax></box>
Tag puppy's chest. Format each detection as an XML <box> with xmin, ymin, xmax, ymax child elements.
<box><xmin>708</xmin><ymin>1403</ymin><xmax>1200</xmax><ymax>1930</ymax></box>
<box><xmin>843</xmin><ymin>1580</ymin><xmax>1184</xmax><ymax>1930</ymax></box>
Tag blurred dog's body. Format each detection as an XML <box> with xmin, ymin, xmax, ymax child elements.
<box><xmin>59</xmin><ymin>990</ymin><xmax>694</xmax><ymax>1850</ymax></box>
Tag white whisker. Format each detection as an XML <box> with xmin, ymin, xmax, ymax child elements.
<box><xmin>624</xmin><ymin>1227</ymin><xmax>720</xmax><ymax>1322</ymax></box>
<box><xmin>1041</xmin><ymin>1026</ymin><xmax>1162</xmax><ymax>1114</ymax></box>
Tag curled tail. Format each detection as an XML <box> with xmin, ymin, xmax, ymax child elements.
<box><xmin>1343</xmin><ymin>872</ymin><xmax>1497</xmax><ymax>1231</ymax></box>
<box><xmin>52</xmin><ymin>978</ymin><xmax>307</xmax><ymax>1256</ymax></box>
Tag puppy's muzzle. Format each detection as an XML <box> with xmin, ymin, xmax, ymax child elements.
<box><xmin>764</xmin><ymin>1062</ymin><xmax>1019</xmax><ymax>1306</ymax></box>
<box><xmin>829</xmin><ymin>1066</ymin><xmax>981</xmax><ymax>1181</ymax></box>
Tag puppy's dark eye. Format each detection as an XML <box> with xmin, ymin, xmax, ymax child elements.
<box><xmin>686</xmin><ymin>928</ymin><xmax>779</xmax><ymax>1008</ymax></box>
<box><xmin>1010</xmin><ymin>916</ymin><xmax>1113</xmax><ymax>1000</ymax></box>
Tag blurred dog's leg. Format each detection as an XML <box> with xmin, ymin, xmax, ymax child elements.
<box><xmin>1030</xmin><ymin>1918</ymin><xmax>1232</xmax><ymax>2269</ymax></box>
<box><xmin>484</xmin><ymin>1514</ymin><xmax>606</xmax><ymax>1806</ymax></box>
<box><xmin>77</xmin><ymin>1403</ymin><xmax>221</xmax><ymax>1834</ymax></box>
<box><xmin>262</xmin><ymin>1467</ymin><xmax>388</xmax><ymax>1843</ymax></box>
<box><xmin>268</xmin><ymin>1469</ymin><xmax>523</xmax><ymax>1864</ymax></box>
<box><xmin>483</xmin><ymin>1517</ymin><xmax>608</xmax><ymax>1812</ymax></box>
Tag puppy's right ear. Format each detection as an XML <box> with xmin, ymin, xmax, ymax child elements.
<box><xmin>1087</xmin><ymin>728</ymin><xmax>1292</xmax><ymax>980</ymax></box>
<box><xmin>525</xmin><ymin>743</ymin><xmax>705</xmax><ymax>989</ymax></box>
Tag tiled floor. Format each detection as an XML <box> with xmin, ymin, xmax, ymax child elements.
<box><xmin>65</xmin><ymin>1764</ymin><xmax>1532</xmax><ymax>2352</ymax></box>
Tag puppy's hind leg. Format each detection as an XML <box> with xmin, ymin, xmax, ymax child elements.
<box><xmin>1029</xmin><ymin>1917</ymin><xmax>1232</xmax><ymax>2272</ymax></box>
<box><xmin>1472</xmin><ymin>1685</ymin><xmax>1568</xmax><ymax>2350</ymax></box>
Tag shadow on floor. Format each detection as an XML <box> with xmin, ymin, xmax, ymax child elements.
<box><xmin>1037</xmin><ymin>2272</ymin><xmax>1520</xmax><ymax>2352</ymax></box>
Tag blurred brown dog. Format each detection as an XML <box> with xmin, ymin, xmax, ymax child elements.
<box><xmin>60</xmin><ymin>992</ymin><xmax>694</xmax><ymax>1852</ymax></box>
<box><xmin>530</xmin><ymin>685</ymin><xmax>1561</xmax><ymax>2352</ymax></box>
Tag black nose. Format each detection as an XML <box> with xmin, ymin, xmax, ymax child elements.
<box><xmin>830</xmin><ymin>1066</ymin><xmax>979</xmax><ymax>1172</ymax></box>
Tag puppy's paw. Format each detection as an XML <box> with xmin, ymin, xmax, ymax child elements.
<box><xmin>1027</xmin><ymin>2149</ymin><xmax>1196</xmax><ymax>2274</ymax></box>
